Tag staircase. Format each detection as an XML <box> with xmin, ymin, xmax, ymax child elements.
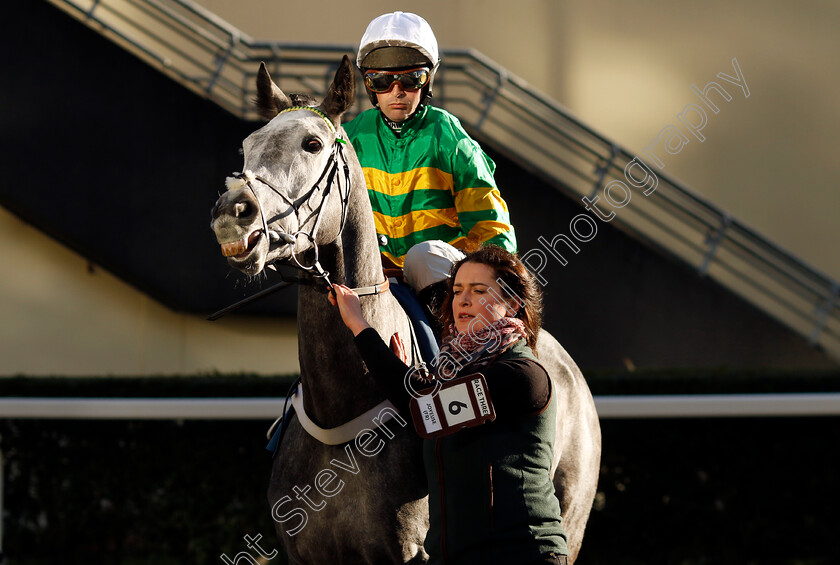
<box><xmin>46</xmin><ymin>0</ymin><xmax>840</xmax><ymax>362</ymax></box>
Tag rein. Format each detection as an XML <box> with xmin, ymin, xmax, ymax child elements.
<box><xmin>208</xmin><ymin>107</ymin><xmax>388</xmax><ymax>320</ymax></box>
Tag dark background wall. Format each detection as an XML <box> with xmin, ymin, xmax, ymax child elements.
<box><xmin>0</xmin><ymin>0</ymin><xmax>295</xmax><ymax>316</ymax></box>
<box><xmin>1</xmin><ymin>1</ymin><xmax>834</xmax><ymax>371</ymax></box>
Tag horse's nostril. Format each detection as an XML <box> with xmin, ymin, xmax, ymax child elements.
<box><xmin>212</xmin><ymin>187</ymin><xmax>258</xmax><ymax>223</ymax></box>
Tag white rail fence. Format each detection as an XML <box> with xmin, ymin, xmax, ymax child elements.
<box><xmin>3</xmin><ymin>394</ymin><xmax>840</xmax><ymax>420</ymax></box>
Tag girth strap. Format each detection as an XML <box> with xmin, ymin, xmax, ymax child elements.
<box><xmin>290</xmin><ymin>383</ymin><xmax>399</xmax><ymax>445</ymax></box>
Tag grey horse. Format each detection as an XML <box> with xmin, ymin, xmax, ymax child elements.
<box><xmin>210</xmin><ymin>55</ymin><xmax>601</xmax><ymax>564</ymax></box>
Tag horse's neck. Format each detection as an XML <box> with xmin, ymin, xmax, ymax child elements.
<box><xmin>296</xmin><ymin>177</ymin><xmax>398</xmax><ymax>427</ymax></box>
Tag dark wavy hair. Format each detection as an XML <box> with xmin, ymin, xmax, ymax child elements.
<box><xmin>438</xmin><ymin>245</ymin><xmax>543</xmax><ymax>351</ymax></box>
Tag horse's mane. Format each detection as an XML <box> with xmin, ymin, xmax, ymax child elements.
<box><xmin>289</xmin><ymin>93</ymin><xmax>318</xmax><ymax>106</ymax></box>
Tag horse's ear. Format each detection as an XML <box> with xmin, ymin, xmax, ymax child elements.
<box><xmin>255</xmin><ymin>62</ymin><xmax>292</xmax><ymax>120</ymax></box>
<box><xmin>319</xmin><ymin>55</ymin><xmax>356</xmax><ymax>127</ymax></box>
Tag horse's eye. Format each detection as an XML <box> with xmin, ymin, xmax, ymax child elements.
<box><xmin>303</xmin><ymin>137</ymin><xmax>323</xmax><ymax>153</ymax></box>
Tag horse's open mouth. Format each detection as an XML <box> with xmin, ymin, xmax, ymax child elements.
<box><xmin>220</xmin><ymin>230</ymin><xmax>262</xmax><ymax>258</ymax></box>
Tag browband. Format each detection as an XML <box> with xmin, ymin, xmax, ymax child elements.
<box><xmin>277</xmin><ymin>106</ymin><xmax>336</xmax><ymax>133</ymax></box>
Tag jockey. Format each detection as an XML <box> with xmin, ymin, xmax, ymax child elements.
<box><xmin>345</xmin><ymin>11</ymin><xmax>518</xmax><ymax>270</ymax></box>
<box><xmin>344</xmin><ymin>11</ymin><xmax>518</xmax><ymax>356</ymax></box>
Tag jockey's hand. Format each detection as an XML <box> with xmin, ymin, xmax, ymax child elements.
<box><xmin>328</xmin><ymin>284</ymin><xmax>371</xmax><ymax>336</ymax></box>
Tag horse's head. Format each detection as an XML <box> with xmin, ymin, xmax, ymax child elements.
<box><xmin>210</xmin><ymin>55</ymin><xmax>356</xmax><ymax>276</ymax></box>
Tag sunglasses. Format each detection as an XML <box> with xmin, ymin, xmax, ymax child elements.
<box><xmin>364</xmin><ymin>68</ymin><xmax>430</xmax><ymax>93</ymax></box>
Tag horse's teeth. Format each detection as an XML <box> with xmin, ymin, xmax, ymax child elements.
<box><xmin>221</xmin><ymin>239</ymin><xmax>247</xmax><ymax>257</ymax></box>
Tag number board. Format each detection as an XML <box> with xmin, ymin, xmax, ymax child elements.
<box><xmin>409</xmin><ymin>373</ymin><xmax>496</xmax><ymax>439</ymax></box>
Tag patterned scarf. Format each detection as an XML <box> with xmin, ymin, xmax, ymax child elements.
<box><xmin>433</xmin><ymin>316</ymin><xmax>527</xmax><ymax>379</ymax></box>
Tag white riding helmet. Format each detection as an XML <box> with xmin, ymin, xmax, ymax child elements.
<box><xmin>357</xmin><ymin>11</ymin><xmax>440</xmax><ymax>106</ymax></box>
<box><xmin>403</xmin><ymin>240</ymin><xmax>466</xmax><ymax>293</ymax></box>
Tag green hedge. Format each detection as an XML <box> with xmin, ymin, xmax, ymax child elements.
<box><xmin>3</xmin><ymin>417</ymin><xmax>839</xmax><ymax>564</ymax></box>
<box><xmin>2</xmin><ymin>367</ymin><xmax>839</xmax><ymax>398</ymax></box>
<box><xmin>1</xmin><ymin>418</ymin><xmax>278</xmax><ymax>565</ymax></box>
<box><xmin>0</xmin><ymin>374</ymin><xmax>299</xmax><ymax>398</ymax></box>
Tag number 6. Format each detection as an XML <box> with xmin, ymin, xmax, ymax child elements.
<box><xmin>449</xmin><ymin>400</ymin><xmax>468</xmax><ymax>415</ymax></box>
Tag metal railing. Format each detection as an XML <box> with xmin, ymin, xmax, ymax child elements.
<box><xmin>47</xmin><ymin>0</ymin><xmax>840</xmax><ymax>361</ymax></box>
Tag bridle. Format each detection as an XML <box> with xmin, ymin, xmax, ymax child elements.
<box><xmin>210</xmin><ymin>106</ymin><xmax>388</xmax><ymax>320</ymax></box>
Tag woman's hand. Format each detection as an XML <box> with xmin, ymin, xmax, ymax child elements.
<box><xmin>327</xmin><ymin>284</ymin><xmax>372</xmax><ymax>336</ymax></box>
